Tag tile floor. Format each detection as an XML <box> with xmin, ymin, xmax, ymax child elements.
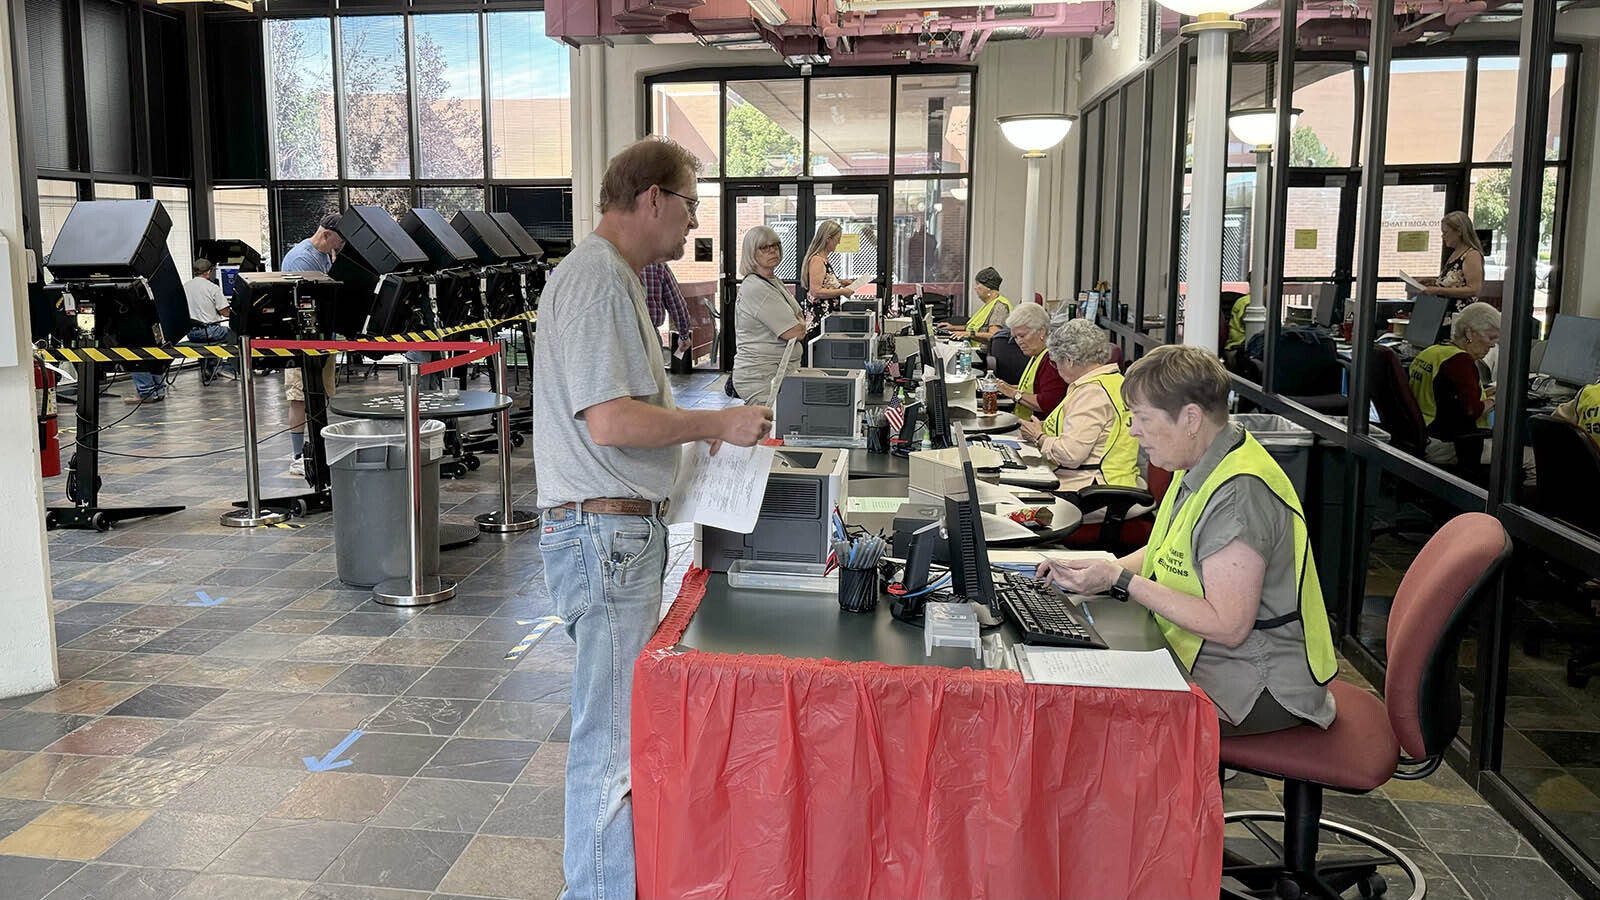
<box><xmin>0</xmin><ymin>362</ymin><xmax>1579</xmax><ymax>899</ymax></box>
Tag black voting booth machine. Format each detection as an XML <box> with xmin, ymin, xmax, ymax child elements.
<box><xmin>38</xmin><ymin>200</ymin><xmax>189</xmax><ymax>531</ymax></box>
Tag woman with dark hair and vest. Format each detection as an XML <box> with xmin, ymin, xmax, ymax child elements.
<box><xmin>1017</xmin><ymin>319</ymin><xmax>1138</xmax><ymax>496</ymax></box>
<box><xmin>1036</xmin><ymin>344</ymin><xmax>1337</xmax><ymax>736</ymax></box>
<box><xmin>942</xmin><ymin>266</ymin><xmax>1011</xmax><ymax>354</ymax></box>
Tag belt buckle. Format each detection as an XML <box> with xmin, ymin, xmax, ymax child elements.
<box><xmin>656</xmin><ymin>498</ymin><xmax>671</xmax><ymax>520</ymax></box>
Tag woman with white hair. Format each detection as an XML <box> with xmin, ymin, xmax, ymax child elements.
<box><xmin>733</xmin><ymin>226</ymin><xmax>806</xmax><ymax>405</ymax></box>
<box><xmin>991</xmin><ymin>302</ymin><xmax>1065</xmax><ymax>422</ymax></box>
<box><xmin>1408</xmin><ymin>300</ymin><xmax>1501</xmax><ymax>466</ymax></box>
<box><xmin>1017</xmin><ymin>319</ymin><xmax>1139</xmax><ymax>493</ymax></box>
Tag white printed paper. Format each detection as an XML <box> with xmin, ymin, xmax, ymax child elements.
<box><xmin>1017</xmin><ymin>647</ymin><xmax>1190</xmax><ymax>692</ymax></box>
<box><xmin>847</xmin><ymin>274</ymin><xmax>873</xmax><ymax>291</ymax></box>
<box><xmin>667</xmin><ymin>442</ymin><xmax>776</xmax><ymax>533</ymax></box>
<box><xmin>846</xmin><ymin>496</ymin><xmax>908</xmax><ymax>514</ymax></box>
<box><xmin>1397</xmin><ymin>270</ymin><xmax>1428</xmax><ymax>295</ymax></box>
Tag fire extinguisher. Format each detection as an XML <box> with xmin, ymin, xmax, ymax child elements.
<box><xmin>35</xmin><ymin>358</ymin><xmax>60</xmax><ymax>478</ymax></box>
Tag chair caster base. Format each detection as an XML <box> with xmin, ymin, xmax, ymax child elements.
<box><xmin>1221</xmin><ymin>810</ymin><xmax>1422</xmax><ymax>900</ymax></box>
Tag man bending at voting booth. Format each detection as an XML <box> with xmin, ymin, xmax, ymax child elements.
<box><xmin>1037</xmin><ymin>346</ymin><xmax>1337</xmax><ymax>736</ymax></box>
<box><xmin>530</xmin><ymin>137</ymin><xmax>771</xmax><ymax>900</ymax></box>
<box><xmin>1017</xmin><ymin>319</ymin><xmax>1139</xmax><ymax>494</ymax></box>
<box><xmin>279</xmin><ymin>214</ymin><xmax>346</xmax><ymax>477</ymax></box>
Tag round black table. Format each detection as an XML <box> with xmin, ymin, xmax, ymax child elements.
<box><xmin>950</xmin><ymin>407</ymin><xmax>1020</xmax><ymax>435</ymax></box>
<box><xmin>330</xmin><ymin>390</ymin><xmax>514</xmax><ymax>550</ymax></box>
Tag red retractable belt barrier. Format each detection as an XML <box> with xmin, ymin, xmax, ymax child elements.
<box><xmin>632</xmin><ymin>569</ymin><xmax>1225</xmax><ymax>899</ymax></box>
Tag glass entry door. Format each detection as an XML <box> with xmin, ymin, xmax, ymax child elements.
<box><xmin>719</xmin><ymin>181</ymin><xmax>888</xmax><ymax>369</ymax></box>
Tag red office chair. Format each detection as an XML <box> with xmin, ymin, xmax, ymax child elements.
<box><xmin>1219</xmin><ymin>512</ymin><xmax>1511</xmax><ymax>900</ymax></box>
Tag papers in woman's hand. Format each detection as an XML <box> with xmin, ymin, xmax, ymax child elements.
<box><xmin>1397</xmin><ymin>270</ymin><xmax>1428</xmax><ymax>295</ymax></box>
<box><xmin>846</xmin><ymin>274</ymin><xmax>873</xmax><ymax>291</ymax></box>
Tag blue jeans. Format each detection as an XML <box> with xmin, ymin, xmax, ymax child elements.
<box><xmin>186</xmin><ymin>323</ymin><xmax>237</xmax><ymax>377</ymax></box>
<box><xmin>404</xmin><ymin>350</ymin><xmax>442</xmax><ymax>391</ymax></box>
<box><xmin>540</xmin><ymin>506</ymin><xmax>667</xmax><ymax>900</ymax></box>
<box><xmin>130</xmin><ymin>372</ymin><xmax>164</xmax><ymax>399</ymax></box>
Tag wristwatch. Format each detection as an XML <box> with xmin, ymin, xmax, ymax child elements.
<box><xmin>1109</xmin><ymin>569</ymin><xmax>1134</xmax><ymax>602</ymax></box>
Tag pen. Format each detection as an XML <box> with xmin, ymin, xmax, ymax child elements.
<box><xmin>1079</xmin><ymin>601</ymin><xmax>1095</xmax><ymax>626</ymax></box>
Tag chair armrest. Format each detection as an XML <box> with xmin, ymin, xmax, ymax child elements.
<box><xmin>1056</xmin><ymin>485</ymin><xmax>1155</xmax><ymax>548</ymax></box>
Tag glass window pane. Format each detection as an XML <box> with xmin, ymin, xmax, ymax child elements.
<box><xmin>275</xmin><ymin>187</ymin><xmax>340</xmax><ymax>264</ymax></box>
<box><xmin>892</xmin><ymin>178</ymin><xmax>967</xmax><ymax>297</ymax></box>
<box><xmin>497</xmin><ymin>185</ymin><xmax>575</xmax><ymax>249</ymax></box>
<box><xmin>212</xmin><ymin>187</ymin><xmax>271</xmax><ymax>267</ymax></box>
<box><xmin>1291</xmin><ymin>63</ymin><xmax>1355</xmax><ymax>167</ymax></box>
<box><xmin>1282</xmin><ymin>186</ymin><xmax>1342</xmax><ymax>280</ymax></box>
<box><xmin>488</xmin><ymin>11</ymin><xmax>571</xmax><ymax>179</ymax></box>
<box><xmin>95</xmin><ymin>183</ymin><xmax>138</xmax><ymax>200</ymax></box>
<box><xmin>1119</xmin><ymin>80</ymin><xmax>1146</xmax><ymax>307</ymax></box>
<box><xmin>1473</xmin><ymin>55</ymin><xmax>1569</xmax><ymax>163</ymax></box>
<box><xmin>413</xmin><ymin>14</ymin><xmax>484</xmax><ymax>179</ymax></box>
<box><xmin>84</xmin><ymin>0</ymin><xmax>133</xmax><ymax>174</ymax></box>
<box><xmin>671</xmin><ymin>181</ymin><xmax>722</xmax><ymax>285</ymax></box>
<box><xmin>724</xmin><ymin>81</ymin><xmax>803</xmax><ymax>178</ymax></box>
<box><xmin>1098</xmin><ymin>95</ymin><xmax>1120</xmax><ymax>289</ymax></box>
<box><xmin>1383</xmin><ymin>58</ymin><xmax>1466</xmax><ymax>165</ymax></box>
<box><xmin>155</xmin><ymin>185</ymin><xmax>192</xmax><ymax>272</ymax></box>
<box><xmin>1226</xmin><ymin>63</ymin><xmax>1270</xmax><ymax>167</ymax></box>
<box><xmin>268</xmin><ymin>18</ymin><xmax>337</xmax><ymax>180</ymax></box>
<box><xmin>1143</xmin><ymin>59</ymin><xmax>1178</xmax><ymax>321</ymax></box>
<box><xmin>37</xmin><ymin>180</ymin><xmax>79</xmax><ymax>259</ymax></box>
<box><xmin>894</xmin><ymin>73</ymin><xmax>970</xmax><ymax>175</ymax></box>
<box><xmin>348</xmin><ymin>186</ymin><xmax>412</xmax><ymax>220</ymax></box>
<box><xmin>340</xmin><ymin>16</ymin><xmax>410</xmax><ymax>179</ymax></box>
<box><xmin>418</xmin><ymin>186</ymin><xmax>484</xmax><ymax>219</ymax></box>
<box><xmin>652</xmin><ymin>82</ymin><xmax>720</xmax><ymax>177</ymax></box>
<box><xmin>808</xmin><ymin>77</ymin><xmax>890</xmax><ymax>177</ymax></box>
<box><xmin>1222</xmin><ymin>172</ymin><xmax>1253</xmax><ymax>288</ymax></box>
<box><xmin>815</xmin><ymin>187</ymin><xmax>881</xmax><ymax>293</ymax></box>
<box><xmin>27</xmin><ymin>0</ymin><xmax>77</xmax><ymax>171</ymax></box>
<box><xmin>1469</xmin><ymin>165</ymin><xmax>1559</xmax><ymax>329</ymax></box>
<box><xmin>1353</xmin><ymin>182</ymin><xmax>1449</xmax><ymax>300</ymax></box>
<box><xmin>1080</xmin><ymin>107</ymin><xmax>1101</xmax><ymax>287</ymax></box>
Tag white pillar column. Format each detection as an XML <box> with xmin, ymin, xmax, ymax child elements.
<box><xmin>1186</xmin><ymin>26</ymin><xmax>1231</xmax><ymax>352</ymax></box>
<box><xmin>1019</xmin><ymin>152</ymin><xmax>1043</xmax><ymax>308</ymax></box>
<box><xmin>0</xmin><ymin>5</ymin><xmax>60</xmax><ymax>696</ymax></box>
<box><xmin>1243</xmin><ymin>148</ymin><xmax>1271</xmax><ymax>341</ymax></box>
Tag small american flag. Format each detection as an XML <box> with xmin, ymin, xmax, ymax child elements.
<box><xmin>886</xmin><ymin>360</ymin><xmax>901</xmax><ymax>379</ymax></box>
<box><xmin>884</xmin><ymin>395</ymin><xmax>905</xmax><ymax>432</ymax></box>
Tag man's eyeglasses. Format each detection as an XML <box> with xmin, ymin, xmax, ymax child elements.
<box><xmin>659</xmin><ymin>187</ymin><xmax>700</xmax><ymax>217</ymax></box>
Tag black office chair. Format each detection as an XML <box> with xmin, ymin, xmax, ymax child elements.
<box><xmin>1521</xmin><ymin>414</ymin><xmax>1600</xmax><ymax>687</ymax></box>
<box><xmin>1368</xmin><ymin>343</ymin><xmax>1488</xmax><ymax>483</ymax></box>
<box><xmin>987</xmin><ymin>328</ymin><xmax>1028</xmax><ymax>385</ymax></box>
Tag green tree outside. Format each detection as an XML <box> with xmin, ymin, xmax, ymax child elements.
<box><xmin>724</xmin><ymin>101</ymin><xmax>801</xmax><ymax>177</ymax></box>
<box><xmin>1288</xmin><ymin>123</ymin><xmax>1340</xmax><ymax>168</ymax></box>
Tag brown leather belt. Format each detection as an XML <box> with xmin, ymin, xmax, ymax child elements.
<box><xmin>558</xmin><ymin>498</ymin><xmax>670</xmax><ymax>518</ymax></box>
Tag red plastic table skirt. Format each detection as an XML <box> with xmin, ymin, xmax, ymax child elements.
<box><xmin>632</xmin><ymin>568</ymin><xmax>1224</xmax><ymax>899</ymax></box>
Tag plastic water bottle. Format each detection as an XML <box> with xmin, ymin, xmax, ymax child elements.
<box><xmin>955</xmin><ymin>347</ymin><xmax>972</xmax><ymax>377</ymax></box>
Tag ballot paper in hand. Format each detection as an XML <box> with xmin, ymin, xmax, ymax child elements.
<box><xmin>846</xmin><ymin>274</ymin><xmax>873</xmax><ymax>292</ymax></box>
<box><xmin>1016</xmin><ymin>646</ymin><xmax>1190</xmax><ymax>692</ymax></box>
<box><xmin>1397</xmin><ymin>270</ymin><xmax>1428</xmax><ymax>295</ymax></box>
<box><xmin>666</xmin><ymin>442</ymin><xmax>776</xmax><ymax>533</ymax></box>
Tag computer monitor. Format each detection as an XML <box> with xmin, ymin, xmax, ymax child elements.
<box><xmin>945</xmin><ymin>424</ymin><xmax>997</xmax><ymax>615</ymax></box>
<box><xmin>1406</xmin><ymin>294</ymin><xmax>1450</xmax><ymax>347</ymax></box>
<box><xmin>1538</xmin><ymin>314</ymin><xmax>1600</xmax><ymax>386</ymax></box>
<box><xmin>903</xmin><ymin>520</ymin><xmax>940</xmax><ymax>593</ymax></box>
<box><xmin>216</xmin><ymin>264</ymin><xmax>241</xmax><ymax>299</ymax></box>
<box><xmin>924</xmin><ymin>368</ymin><xmax>954</xmax><ymax>450</ymax></box>
<box><xmin>894</xmin><ymin>400</ymin><xmax>924</xmax><ymax>449</ymax></box>
<box><xmin>1313</xmin><ymin>283</ymin><xmax>1340</xmax><ymax>328</ymax></box>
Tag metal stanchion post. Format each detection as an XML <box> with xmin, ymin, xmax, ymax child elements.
<box><xmin>476</xmin><ymin>340</ymin><xmax>536</xmax><ymax>534</ymax></box>
<box><xmin>221</xmin><ymin>334</ymin><xmax>287</xmax><ymax>528</ymax></box>
<box><xmin>374</xmin><ymin>361</ymin><xmax>455</xmax><ymax>606</ymax></box>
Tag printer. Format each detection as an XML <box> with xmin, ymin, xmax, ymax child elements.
<box><xmin>695</xmin><ymin>447</ymin><xmax>849</xmax><ymax>572</ymax></box>
<box><xmin>774</xmin><ymin>367</ymin><xmax>866</xmax><ymax>448</ymax></box>
<box><xmin>809</xmin><ymin>332</ymin><xmax>875</xmax><ymax>370</ymax></box>
<box><xmin>822</xmin><ymin>312</ymin><xmax>876</xmax><ymax>335</ymax></box>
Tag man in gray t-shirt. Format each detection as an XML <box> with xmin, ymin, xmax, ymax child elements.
<box><xmin>532</xmin><ymin>138</ymin><xmax>770</xmax><ymax>900</ymax></box>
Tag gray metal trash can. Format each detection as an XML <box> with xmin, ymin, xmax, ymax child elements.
<box><xmin>1231</xmin><ymin>413</ymin><xmax>1314</xmax><ymax>504</ymax></box>
<box><xmin>324</xmin><ymin>418</ymin><xmax>446</xmax><ymax>588</ymax></box>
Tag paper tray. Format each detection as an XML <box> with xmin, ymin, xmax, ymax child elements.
<box><xmin>726</xmin><ymin>560</ymin><xmax>838</xmax><ymax>593</ymax></box>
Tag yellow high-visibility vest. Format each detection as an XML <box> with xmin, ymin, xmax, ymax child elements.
<box><xmin>1041</xmin><ymin>371</ymin><xmax>1139</xmax><ymax>486</ymax></box>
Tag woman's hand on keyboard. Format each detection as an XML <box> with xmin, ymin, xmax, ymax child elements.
<box><xmin>1035</xmin><ymin>558</ymin><xmax>1120</xmax><ymax>597</ymax></box>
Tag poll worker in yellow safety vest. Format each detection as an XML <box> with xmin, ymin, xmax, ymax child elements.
<box><xmin>943</xmin><ymin>266</ymin><xmax>1011</xmax><ymax>355</ymax></box>
<box><xmin>1555</xmin><ymin>384</ymin><xmax>1600</xmax><ymax>450</ymax></box>
<box><xmin>1035</xmin><ymin>345</ymin><xmax>1338</xmax><ymax>736</ymax></box>
<box><xmin>1407</xmin><ymin>302</ymin><xmax>1501</xmax><ymax>467</ymax></box>
<box><xmin>1018</xmin><ymin>319</ymin><xmax>1141</xmax><ymax>497</ymax></box>
<box><xmin>993</xmin><ymin>303</ymin><xmax>1066</xmax><ymax>423</ymax></box>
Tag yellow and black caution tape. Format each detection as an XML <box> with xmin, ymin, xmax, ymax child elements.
<box><xmin>505</xmin><ymin>615</ymin><xmax>564</xmax><ymax>660</ymax></box>
<box><xmin>34</xmin><ymin>312</ymin><xmax>535</xmax><ymax>364</ymax></box>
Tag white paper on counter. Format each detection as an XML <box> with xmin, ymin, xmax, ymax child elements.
<box><xmin>1016</xmin><ymin>646</ymin><xmax>1190</xmax><ymax>692</ymax></box>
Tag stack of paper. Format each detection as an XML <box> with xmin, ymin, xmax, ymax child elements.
<box><xmin>1016</xmin><ymin>646</ymin><xmax>1190</xmax><ymax>692</ymax></box>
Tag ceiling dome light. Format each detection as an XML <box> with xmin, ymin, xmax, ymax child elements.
<box><xmin>995</xmin><ymin>114</ymin><xmax>1076</xmax><ymax>154</ymax></box>
<box><xmin>1153</xmin><ymin>0</ymin><xmax>1267</xmax><ymax>33</ymax></box>
<box><xmin>1227</xmin><ymin>107</ymin><xmax>1301</xmax><ymax>150</ymax></box>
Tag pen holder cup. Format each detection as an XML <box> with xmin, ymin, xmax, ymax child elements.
<box><xmin>838</xmin><ymin>566</ymin><xmax>880</xmax><ymax>613</ymax></box>
<box><xmin>866</xmin><ymin>372</ymin><xmax>887</xmax><ymax>395</ymax></box>
<box><xmin>866</xmin><ymin>423</ymin><xmax>890</xmax><ymax>454</ymax></box>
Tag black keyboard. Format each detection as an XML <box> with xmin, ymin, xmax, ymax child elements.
<box><xmin>993</xmin><ymin>572</ymin><xmax>1108</xmax><ymax>649</ymax></box>
<box><xmin>995</xmin><ymin>444</ymin><xmax>1026</xmax><ymax>470</ymax></box>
